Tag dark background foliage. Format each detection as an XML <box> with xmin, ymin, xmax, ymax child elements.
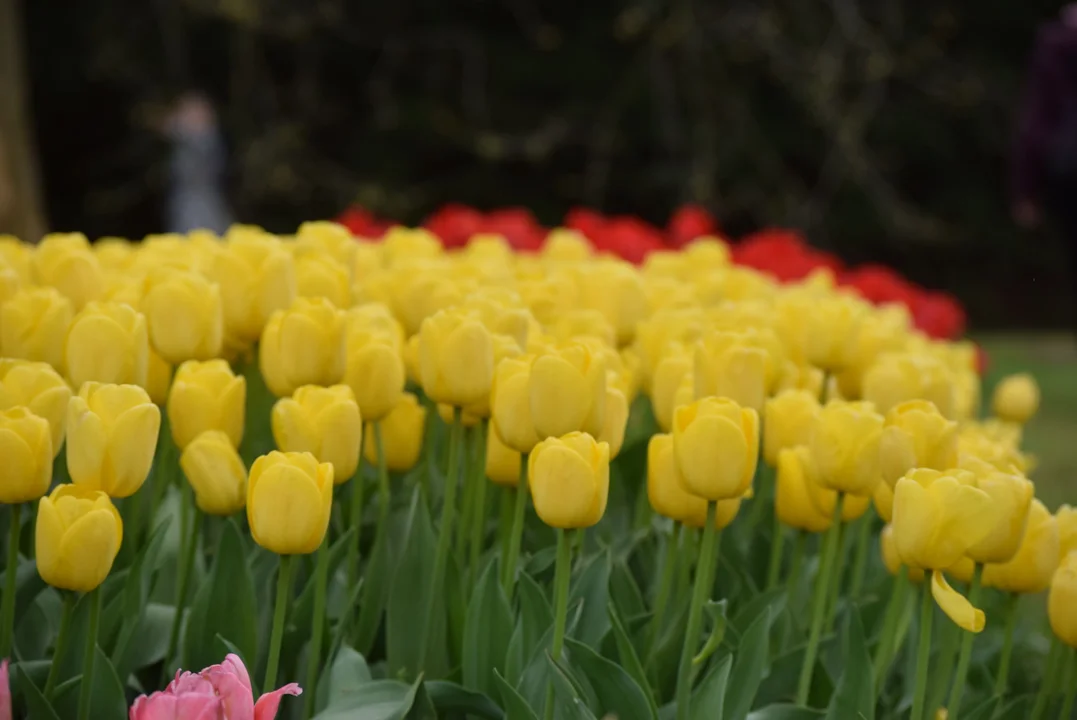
<box><xmin>19</xmin><ymin>0</ymin><xmax>1076</xmax><ymax>328</ymax></box>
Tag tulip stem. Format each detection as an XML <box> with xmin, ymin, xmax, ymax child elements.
<box><xmin>675</xmin><ymin>502</ymin><xmax>720</xmax><ymax>720</ymax></box>
<box><xmin>847</xmin><ymin>509</ymin><xmax>873</xmax><ymax>601</ymax></box>
<box><xmin>164</xmin><ymin>498</ymin><xmax>202</xmax><ymax>681</ymax></box>
<box><xmin>44</xmin><ymin>592</ymin><xmax>75</xmax><ymax>698</ymax></box>
<box><xmin>1030</xmin><ymin>635</ymin><xmax>1063</xmax><ymax>720</ymax></box>
<box><xmin>796</xmin><ymin>495</ymin><xmax>843</xmax><ymax>706</ymax></box>
<box><xmin>765</xmin><ymin>504</ymin><xmax>784</xmax><ymax>591</ymax></box>
<box><xmin>993</xmin><ymin>592</ymin><xmax>1019</xmax><ymax>697</ymax></box>
<box><xmin>418</xmin><ymin>409</ymin><xmax>463</xmax><ymax>674</ymax></box>
<box><xmin>304</xmin><ymin>536</ymin><xmax>330</xmax><ymax>720</ymax></box>
<box><xmin>873</xmin><ymin>566</ymin><xmax>909</xmax><ymax>688</ymax></box>
<box><xmin>498</xmin><ymin>488</ymin><xmax>514</xmax><ymax>576</ymax></box>
<box><xmin>468</xmin><ymin>424</ymin><xmax>489</xmax><ymax>581</ymax></box>
<box><xmin>946</xmin><ymin>564</ymin><xmax>982</xmax><ymax>719</ymax></box>
<box><xmin>645</xmin><ymin>523</ymin><xmax>682</xmax><ymax>668</ymax></box>
<box><xmin>782</xmin><ymin>531</ymin><xmax>807</xmax><ymax>649</ymax></box>
<box><xmin>543</xmin><ymin>527</ymin><xmax>575</xmax><ymax>720</ymax></box>
<box><xmin>76</xmin><ymin>587</ymin><xmax>101</xmax><ymax>720</ymax></box>
<box><xmin>501</xmin><ymin>452</ymin><xmax>528</xmax><ymax>601</ymax></box>
<box><xmin>1</xmin><ymin>503</ymin><xmax>21</xmax><ymax>658</ymax></box>
<box><xmin>1058</xmin><ymin>647</ymin><xmax>1077</xmax><ymax>720</ymax></box>
<box><xmin>346</xmin><ymin>449</ymin><xmax>366</xmax><ymax>593</ymax></box>
<box><xmin>823</xmin><ymin>514</ymin><xmax>847</xmax><ymax>633</ymax></box>
<box><xmin>910</xmin><ymin>581</ymin><xmax>934</xmax><ymax>720</ymax></box>
<box><xmin>264</xmin><ymin>554</ymin><xmax>295</xmax><ymax>693</ymax></box>
<box><xmin>456</xmin><ymin>426</ymin><xmax>478</xmax><ymax>558</ymax></box>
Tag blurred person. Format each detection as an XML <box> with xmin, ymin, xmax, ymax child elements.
<box><xmin>165</xmin><ymin>92</ymin><xmax>231</xmax><ymax>235</ymax></box>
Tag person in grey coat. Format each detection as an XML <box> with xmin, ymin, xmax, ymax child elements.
<box><xmin>165</xmin><ymin>93</ymin><xmax>232</xmax><ymax>235</ymax></box>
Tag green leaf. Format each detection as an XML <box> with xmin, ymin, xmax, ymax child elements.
<box><xmin>14</xmin><ymin>663</ymin><xmax>62</xmax><ymax>720</ymax></box>
<box><xmin>403</xmin><ymin>676</ymin><xmax>437</xmax><ymax>720</ymax></box>
<box><xmin>312</xmin><ymin>679</ymin><xmax>418</xmax><ymax>720</ymax></box>
<box><xmin>292</xmin><ymin>527</ymin><xmax>356</xmax><ymax>631</ymax></box>
<box><xmin>693</xmin><ymin>599</ymin><xmax>729</xmax><ymax>666</ymax></box>
<box><xmin>824</xmin><ymin>610</ymin><xmax>873</xmax><ymax>720</ymax></box>
<box><xmin>691</xmin><ymin>653</ymin><xmax>732</xmax><ymax>720</ymax></box>
<box><xmin>610</xmin><ymin>560</ymin><xmax>646</xmax><ymax>620</ymax></box>
<box><xmin>745</xmin><ymin>705</ymin><xmax>826</xmax><ymax>720</ymax></box>
<box><xmin>565</xmin><ymin>637</ymin><xmax>656</xmax><ymax>720</ymax></box>
<box><xmin>545</xmin><ymin>652</ymin><xmax>599</xmax><ymax>720</ymax></box>
<box><xmin>14</xmin><ymin>559</ymin><xmax>46</xmax><ymax>626</ymax></box>
<box><xmin>725</xmin><ymin>606</ymin><xmax>777</xmax><ymax>720</ymax></box>
<box><xmin>960</xmin><ymin>696</ymin><xmax>999</xmax><ymax>720</ymax></box>
<box><xmin>87</xmin><ymin>645</ymin><xmax>127</xmax><ymax>720</ymax></box>
<box><xmin>569</xmin><ymin>551</ymin><xmax>611</xmax><ymax>647</ymax></box>
<box><xmin>354</xmin><ymin>510</ymin><xmax>395</xmax><ymax>655</ymax></box>
<box><xmin>607</xmin><ymin>601</ymin><xmax>657</xmax><ymax>716</ymax></box>
<box><xmin>729</xmin><ymin>588</ymin><xmax>786</xmax><ymax>645</ymax></box>
<box><xmin>755</xmin><ymin>642</ymin><xmax>834</xmax><ymax>710</ymax></box>
<box><xmin>517</xmin><ymin>571</ymin><xmax>553</xmax><ymax>665</ymax></box>
<box><xmin>182</xmin><ymin>518</ymin><xmax>258</xmax><ymax>672</ymax></box>
<box><xmin>463</xmin><ymin>561</ymin><xmax>513</xmax><ymax>696</ymax></box>
<box><xmin>316</xmin><ymin>645</ymin><xmax>374</xmax><ymax>711</ymax></box>
<box><xmin>426</xmin><ymin>680</ymin><xmax>506</xmax><ymax>719</ymax></box>
<box><xmin>120</xmin><ymin>603</ymin><xmax>174</xmax><ymax>674</ymax></box>
<box><xmin>525</xmin><ymin>546</ymin><xmax>557</xmax><ymax>576</ymax></box>
<box><xmin>494</xmin><ymin>670</ymin><xmax>540</xmax><ymax>720</ymax></box>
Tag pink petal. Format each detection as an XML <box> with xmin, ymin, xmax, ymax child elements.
<box><xmin>129</xmin><ymin>691</ymin><xmax>225</xmax><ymax>720</ymax></box>
<box><xmin>0</xmin><ymin>660</ymin><xmax>11</xmax><ymax>720</ymax></box>
<box><xmin>253</xmin><ymin>683</ymin><xmax>303</xmax><ymax>720</ymax></box>
<box><xmin>167</xmin><ymin>670</ymin><xmax>215</xmax><ymax>696</ymax></box>
<box><xmin>220</xmin><ymin>654</ymin><xmax>254</xmax><ymax>693</ymax></box>
<box><xmin>202</xmin><ymin>665</ymin><xmax>255</xmax><ymax>720</ymax></box>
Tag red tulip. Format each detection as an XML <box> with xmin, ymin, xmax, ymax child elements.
<box><xmin>667</xmin><ymin>204</ymin><xmax>718</xmax><ymax>247</ymax></box>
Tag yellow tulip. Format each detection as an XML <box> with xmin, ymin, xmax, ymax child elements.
<box><xmin>802</xmin><ymin>455</ymin><xmax>872</xmax><ymax>523</ymax></box>
<box><xmin>693</xmin><ymin>331</ymin><xmax>767</xmax><ymax>412</ymax></box>
<box><xmin>0</xmin><ymin>359</ymin><xmax>71</xmax><ymax>454</ymax></box>
<box><xmin>0</xmin><ymin>287</ymin><xmax>73</xmax><ymax>371</ymax></box>
<box><xmin>598</xmin><ymin>386</ymin><xmax>629</xmax><ymax>460</ymax></box>
<box><xmin>295</xmin><ymin>252</ymin><xmax>351</xmax><ymax>308</ymax></box>
<box><xmin>65</xmin><ymin>301</ymin><xmax>150</xmax><ymax>390</ymax></box>
<box><xmin>529</xmin><ymin>340</ymin><xmax>607</xmax><ymax>439</ymax></box>
<box><xmin>991</xmin><ymin>373</ymin><xmax>1040</xmax><ymax>424</ymax></box>
<box><xmin>576</xmin><ymin>260</ymin><xmax>647</xmax><ymax>345</ymax></box>
<box><xmin>93</xmin><ymin>237</ymin><xmax>136</xmax><ymax>270</ymax></box>
<box><xmin>982</xmin><ymin>499</ymin><xmax>1060</xmax><ymax>594</ymax></box>
<box><xmin>528</xmin><ymin>432</ymin><xmax>609</xmax><ymax>529</ymax></box>
<box><xmin>380</xmin><ymin>227</ymin><xmax>443</xmax><ymax>268</ymax></box>
<box><xmin>835</xmin><ymin>305</ymin><xmax>914</xmax><ymax>399</ymax></box>
<box><xmin>459</xmin><ymin>291</ymin><xmax>532</xmax><ymax>350</ymax></box>
<box><xmin>550</xmin><ymin>309</ymin><xmax>616</xmax><ymax>347</ymax></box>
<box><xmin>168</xmin><ymin>360</ymin><xmax>246</xmax><ymax>450</ymax></box>
<box><xmin>363</xmin><ymin>393</ymin><xmax>427</xmax><ymax>472</ymax></box>
<box><xmin>141</xmin><ymin>269</ymin><xmax>224</xmax><ymax>363</ymax></box>
<box><xmin>295</xmin><ymin>221</ymin><xmax>357</xmax><ymax>267</ymax></box>
<box><xmin>0</xmin><ymin>260</ymin><xmax>21</xmax><ymax>307</ymax></box>
<box><xmin>260</xmin><ymin>297</ymin><xmax>346</xmax><ymax>398</ymax></box>
<box><xmin>418</xmin><ymin>308</ymin><xmax>495</xmax><ymax>408</ymax></box>
<box><xmin>491</xmin><ymin>355</ymin><xmax>540</xmax><ymax>454</ymax></box>
<box><xmin>0</xmin><ymin>235</ymin><xmax>33</xmax><ymax>284</ymax></box>
<box><xmin>1058</xmin><ymin>505</ymin><xmax>1077</xmax><ymax>559</ymax></box>
<box><xmin>0</xmin><ymin>407</ymin><xmax>53</xmax><ymax>503</ymax></box>
<box><xmin>672</xmin><ymin>396</ymin><xmax>759</xmax><ymax>501</ymax></box>
<box><xmin>272</xmin><ymin>385</ymin><xmax>362</xmax><ymax>483</ymax></box>
<box><xmin>634</xmin><ymin>307</ymin><xmax>705</xmax><ymax>379</ymax></box>
<box><xmin>35</xmin><ymin>484</ymin><xmax>123</xmax><ymax>592</ymax></box>
<box><xmin>763</xmin><ymin>390</ymin><xmax>821</xmax><ymax>467</ymax></box>
<box><xmin>892</xmin><ymin>468</ymin><xmax>994</xmax><ymax>571</ymax></box>
<box><xmin>775</xmin><ymin>360</ymin><xmax>825</xmax><ymax>398</ymax></box>
<box><xmin>963</xmin><ymin>469</ymin><xmax>1034</xmax><ymax>565</ymax></box>
<box><xmin>874</xmin><ymin>480</ymin><xmax>894</xmax><ymax>523</ymax></box>
<box><xmin>862</xmin><ymin>352</ymin><xmax>956</xmax><ymax>418</ymax></box>
<box><xmin>437</xmin><ymin>403</ymin><xmax>483</xmax><ymax>427</ymax></box>
<box><xmin>542</xmin><ymin>228</ymin><xmax>593</xmax><ymax>263</ymax></box>
<box><xmin>180</xmin><ymin>430</ymin><xmax>247</xmax><ymax>515</ymax></box>
<box><xmin>803</xmin><ymin>294</ymin><xmax>869</xmax><ymax>371</ymax></box>
<box><xmin>651</xmin><ymin>346</ymin><xmax>692</xmax><ymax>433</ymax></box>
<box><xmin>878</xmin><ymin>400</ymin><xmax>958</xmax><ymax>487</ymax></box>
<box><xmin>881</xmin><ymin>524</ymin><xmax>925</xmax><ymax>583</ymax></box>
<box><xmin>211</xmin><ymin>232</ymin><xmax>297</xmax><ymax>341</ymax></box>
<box><xmin>33</xmin><ymin>233</ymin><xmax>104</xmax><ymax>310</ymax></box>
<box><xmin>775</xmin><ymin>447</ymin><xmax>832</xmax><ymax>533</ymax></box>
<box><xmin>486</xmin><ymin>424</ymin><xmax>522</xmax><ymax>487</ymax></box>
<box><xmin>810</xmin><ymin>401</ymin><xmax>884</xmax><ymax>496</ymax></box>
<box><xmin>247</xmin><ymin>451</ymin><xmax>333</xmax><ymax>555</ymax></box>
<box><xmin>1048</xmin><ymin>552</ymin><xmax>1077</xmax><ymax>648</ymax></box>
<box><xmin>145</xmin><ymin>349</ymin><xmax>172</xmax><ymax>406</ymax></box>
<box><xmin>343</xmin><ymin>322</ymin><xmax>405</xmax><ymax>422</ymax></box>
<box><xmin>404</xmin><ymin>334</ymin><xmax>422</xmax><ymax>385</ymax></box>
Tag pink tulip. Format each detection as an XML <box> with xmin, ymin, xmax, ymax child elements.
<box><xmin>1</xmin><ymin>659</ymin><xmax>11</xmax><ymax>720</ymax></box>
<box><xmin>130</xmin><ymin>654</ymin><xmax>301</xmax><ymax>720</ymax></box>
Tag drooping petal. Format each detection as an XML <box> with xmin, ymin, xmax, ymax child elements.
<box><xmin>253</xmin><ymin>683</ymin><xmax>303</xmax><ymax>720</ymax></box>
<box><xmin>931</xmin><ymin>570</ymin><xmax>985</xmax><ymax>633</ymax></box>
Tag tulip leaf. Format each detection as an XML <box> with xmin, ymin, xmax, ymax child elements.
<box><xmin>729</xmin><ymin>588</ymin><xmax>786</xmax><ymax>645</ymax></box>
<box><xmin>87</xmin><ymin>644</ymin><xmax>127</xmax><ymax>720</ymax></box>
<box><xmin>961</xmin><ymin>696</ymin><xmax>1000</xmax><ymax>720</ymax></box>
<box><xmin>112</xmin><ymin>519</ymin><xmax>172</xmax><ymax>676</ymax></box>
<box><xmin>15</xmin><ymin>662</ymin><xmax>62</xmax><ymax>720</ymax></box>
<box><xmin>354</xmin><ymin>507</ymin><xmax>396</xmax><ymax>655</ymax></box>
<box><xmin>117</xmin><ymin>602</ymin><xmax>174</xmax><ymax>675</ymax></box>
<box><xmin>607</xmin><ymin>601</ymin><xmax>658</xmax><ymax>716</ymax></box>
<box><xmin>565</xmin><ymin>637</ymin><xmax>657</xmax><ymax>720</ymax></box>
<box><xmin>426</xmin><ymin>680</ymin><xmax>506</xmax><ymax>719</ymax></box>
<box><xmin>516</xmin><ymin>570</ymin><xmax>553</xmax><ymax>667</ymax></box>
<box><xmin>610</xmin><ymin>559</ymin><xmax>647</xmax><ymax>620</ymax></box>
<box><xmin>690</xmin><ymin>652</ymin><xmax>732</xmax><ymax>720</ymax></box>
<box><xmin>494</xmin><ymin>670</ymin><xmax>540</xmax><ymax>720</ymax></box>
<box><xmin>314</xmin><ymin>645</ymin><xmax>372</xmax><ymax>710</ymax></box>
<box><xmin>463</xmin><ymin>561</ymin><xmax>514</xmax><ymax>696</ymax></box>
<box><xmin>182</xmin><ymin>518</ymin><xmax>258</xmax><ymax>673</ymax></box>
<box><xmin>517</xmin><ymin>600</ymin><xmax>585</xmax><ymax>708</ymax></box>
<box><xmin>544</xmin><ymin>652</ymin><xmax>600</xmax><ymax>720</ymax></box>
<box><xmin>311</xmin><ymin>678</ymin><xmax>417</xmax><ymax>720</ymax></box>
<box><xmin>568</xmin><ymin>550</ymin><xmax>611</xmax><ymax>648</ymax></box>
<box><xmin>824</xmin><ymin>610</ymin><xmax>874</xmax><ymax>720</ymax></box>
<box><xmin>14</xmin><ymin>557</ymin><xmax>46</xmax><ymax>624</ymax></box>
<box><xmin>724</xmin><ymin>606</ymin><xmax>777</xmax><ymax>720</ymax></box>
<box><xmin>744</xmin><ymin>705</ymin><xmax>826</xmax><ymax>720</ymax></box>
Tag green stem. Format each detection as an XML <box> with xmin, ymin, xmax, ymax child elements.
<box><xmin>1</xmin><ymin>503</ymin><xmax>21</xmax><ymax>657</ymax></box>
<box><xmin>264</xmin><ymin>554</ymin><xmax>295</xmax><ymax>693</ymax></box>
<box><xmin>456</xmin><ymin>426</ymin><xmax>478</xmax><ymax>558</ymax></box>
<box><xmin>823</xmin><ymin>512</ymin><xmax>847</xmax><ymax>632</ymax></box>
<box><xmin>44</xmin><ymin>592</ymin><xmax>76</xmax><ymax>699</ymax></box>
<box><xmin>929</xmin><ymin>603</ymin><xmax>961</xmax><ymax>717</ymax></box>
<box><xmin>1058</xmin><ymin>647</ymin><xmax>1076</xmax><ymax>720</ymax></box>
<box><xmin>873</xmin><ymin>566</ymin><xmax>909</xmax><ymax>688</ymax></box>
<box><xmin>418</xmin><ymin>409</ymin><xmax>463</xmax><ymax>673</ymax></box>
<box><xmin>993</xmin><ymin>593</ymin><xmax>1018</xmax><ymax>697</ymax></box>
<box><xmin>147</xmin><ymin>432</ymin><xmax>173</xmax><ymax>540</ymax></box>
<box><xmin>946</xmin><ymin>564</ymin><xmax>982</xmax><ymax>720</ymax></box>
<box><xmin>163</xmin><ymin>496</ymin><xmax>202</xmax><ymax>680</ymax></box>
<box><xmin>468</xmin><ymin>424</ymin><xmax>489</xmax><ymax>581</ymax></box>
<box><xmin>76</xmin><ymin>587</ymin><xmax>102</xmax><ymax>720</ymax></box>
<box><xmin>782</xmin><ymin>531</ymin><xmax>807</xmax><ymax>650</ymax></box>
<box><xmin>796</xmin><ymin>495</ymin><xmax>844</xmax><ymax>706</ymax></box>
<box><xmin>1030</xmin><ymin>636</ymin><xmax>1063</xmax><ymax>720</ymax></box>
<box><xmin>374</xmin><ymin>421</ymin><xmax>390</xmax><ymax>531</ymax></box>
<box><xmin>675</xmin><ymin>502</ymin><xmax>720</xmax><ymax>720</ymax></box>
<box><xmin>645</xmin><ymin>524</ymin><xmax>682</xmax><ymax>665</ymax></box>
<box><xmin>498</xmin><ymin>487</ymin><xmax>513</xmax><ymax>574</ymax></box>
<box><xmin>765</xmin><ymin>504</ymin><xmax>784</xmax><ymax>591</ymax></box>
<box><xmin>910</xmin><ymin>581</ymin><xmax>934</xmax><ymax>720</ymax></box>
<box><xmin>304</xmin><ymin>536</ymin><xmax>330</xmax><ymax>720</ymax></box>
<box><xmin>847</xmin><ymin>509</ymin><xmax>873</xmax><ymax>601</ymax></box>
<box><xmin>543</xmin><ymin>528</ymin><xmax>575</xmax><ymax>720</ymax></box>
<box><xmin>346</xmin><ymin>436</ymin><xmax>366</xmax><ymax>593</ymax></box>
<box><xmin>501</xmin><ymin>452</ymin><xmax>528</xmax><ymax>601</ymax></box>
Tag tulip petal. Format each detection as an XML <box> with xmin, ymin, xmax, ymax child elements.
<box><xmin>67</xmin><ymin>403</ymin><xmax>108</xmax><ymax>491</ymax></box>
<box><xmin>107</xmin><ymin>404</ymin><xmax>161</xmax><ymax>497</ymax></box>
<box><xmin>34</xmin><ymin>496</ymin><xmax>66</xmax><ymax>590</ymax></box>
<box><xmin>249</xmin><ymin>465</ymin><xmax>328</xmax><ymax>555</ymax></box>
<box><xmin>931</xmin><ymin>570</ymin><xmax>985</xmax><ymax>633</ymax></box>
<box><xmin>253</xmin><ymin>684</ymin><xmax>303</xmax><ymax>720</ymax></box>
<box><xmin>892</xmin><ymin>477</ymin><xmax>938</xmax><ymax>569</ymax></box>
<box><xmin>55</xmin><ymin>507</ymin><xmax>122</xmax><ymax>592</ymax></box>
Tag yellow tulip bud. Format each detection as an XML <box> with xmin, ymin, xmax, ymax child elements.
<box><xmin>35</xmin><ymin>484</ymin><xmax>123</xmax><ymax>592</ymax></box>
<box><xmin>892</xmin><ymin>468</ymin><xmax>994</xmax><ymax>570</ymax></box>
<box><xmin>65</xmin><ymin>301</ymin><xmax>150</xmax><ymax>390</ymax></box>
<box><xmin>963</xmin><ymin>470</ymin><xmax>1034</xmax><ymax>565</ymax></box>
<box><xmin>0</xmin><ymin>359</ymin><xmax>71</xmax><ymax>455</ymax></box>
<box><xmin>0</xmin><ymin>261</ymin><xmax>21</xmax><ymax>307</ymax></box>
<box><xmin>862</xmin><ymin>353</ymin><xmax>956</xmax><ymax>419</ymax></box>
<box><xmin>168</xmin><ymin>360</ymin><xmax>246</xmax><ymax>450</ymax></box>
<box><xmin>418</xmin><ymin>308</ymin><xmax>495</xmax><ymax>407</ymax></box>
<box><xmin>1058</xmin><ymin>505</ymin><xmax>1077</xmax><ymax>559</ymax></box>
<box><xmin>693</xmin><ymin>332</ymin><xmax>767</xmax><ymax>412</ymax></box>
<box><xmin>212</xmin><ymin>233</ymin><xmax>297</xmax><ymax>341</ymax></box>
<box><xmin>404</xmin><ymin>334</ymin><xmax>422</xmax><ymax>385</ymax></box>
<box><xmin>598</xmin><ymin>386</ymin><xmax>629</xmax><ymax>460</ymax></box>
<box><xmin>529</xmin><ymin>341</ymin><xmax>607</xmax><ymax>439</ymax></box>
<box><xmin>803</xmin><ymin>295</ymin><xmax>869</xmax><ymax>371</ymax></box>
<box><xmin>874</xmin><ymin>480</ymin><xmax>894</xmax><ymax>523</ymax></box>
<box><xmin>649</xmin><ymin>433</ymin><xmax>700</xmax><ymax>524</ymax></box>
<box><xmin>260</xmin><ymin>297</ymin><xmax>346</xmax><ymax>398</ymax></box>
<box><xmin>491</xmin><ymin>356</ymin><xmax>540</xmax><ymax>454</ymax></box>
<box><xmin>247</xmin><ymin>451</ymin><xmax>333</xmax><ymax>555</ymax></box>
<box><xmin>763</xmin><ymin>390</ymin><xmax>821</xmax><ymax>467</ymax></box>
<box><xmin>380</xmin><ymin>227</ymin><xmax>443</xmax><ymax>268</ymax></box>
<box><xmin>33</xmin><ymin>233</ymin><xmax>104</xmax><ymax>310</ymax></box>
<box><xmin>295</xmin><ymin>252</ymin><xmax>351</xmax><ymax>309</ymax></box>
<box><xmin>272</xmin><ymin>385</ymin><xmax>362</xmax><ymax>483</ymax></box>
<box><xmin>881</xmin><ymin>524</ymin><xmax>925</xmax><ymax>583</ymax></box>
<box><xmin>459</xmin><ymin>291</ymin><xmax>532</xmax><ymax>350</ymax></box>
<box><xmin>141</xmin><ymin>269</ymin><xmax>224</xmax><ymax>363</ymax></box>
<box><xmin>1048</xmin><ymin>552</ymin><xmax>1077</xmax><ymax>648</ymax></box>
<box><xmin>295</xmin><ymin>221</ymin><xmax>357</xmax><ymax>266</ymax></box>
<box><xmin>982</xmin><ymin>499</ymin><xmax>1060</xmax><ymax>594</ymax></box>
<box><xmin>437</xmin><ymin>403</ymin><xmax>483</xmax><ymax>427</ymax></box>
<box><xmin>343</xmin><ymin>326</ymin><xmax>405</xmax><ymax>422</ymax></box>
<box><xmin>0</xmin><ymin>287</ymin><xmax>73</xmax><ymax>371</ymax></box>
<box><xmin>878</xmin><ymin>400</ymin><xmax>958</xmax><ymax>487</ymax></box>
<box><xmin>775</xmin><ymin>447</ymin><xmax>832</xmax><ymax>533</ymax></box>
<box><xmin>363</xmin><ymin>393</ymin><xmax>427</xmax><ymax>472</ymax></box>
<box><xmin>672</xmin><ymin>396</ymin><xmax>759</xmax><ymax>501</ymax></box>
<box><xmin>391</xmin><ymin>265</ymin><xmax>465</xmax><ymax>335</ymax></box>
<box><xmin>180</xmin><ymin>430</ymin><xmax>247</xmax><ymax>515</ymax></box>
<box><xmin>775</xmin><ymin>361</ymin><xmax>825</xmax><ymax>399</ymax></box>
<box><xmin>0</xmin><ymin>235</ymin><xmax>33</xmax><ymax>284</ymax></box>
<box><xmin>542</xmin><ymin>229</ymin><xmax>593</xmax><ymax>263</ymax></box>
<box><xmin>146</xmin><ymin>349</ymin><xmax>172</xmax><ymax>406</ymax></box>
<box><xmin>0</xmin><ymin>407</ymin><xmax>53</xmax><ymax>503</ymax></box>
<box><xmin>67</xmin><ymin>382</ymin><xmax>161</xmax><ymax>498</ymax></box>
<box><xmin>634</xmin><ymin>308</ymin><xmax>705</xmax><ymax>378</ymax></box>
<box><xmin>810</xmin><ymin>401</ymin><xmax>884</xmax><ymax>496</ymax></box>
<box><xmin>576</xmin><ymin>261</ymin><xmax>647</xmax><ymax>346</ymax></box>
<box><xmin>802</xmin><ymin>455</ymin><xmax>872</xmax><ymax>523</ymax></box>
<box><xmin>550</xmin><ymin>309</ymin><xmax>616</xmax><ymax>347</ymax></box>
<box><xmin>528</xmin><ymin>432</ymin><xmax>610</xmax><ymax>529</ymax></box>
<box><xmin>651</xmin><ymin>347</ymin><xmax>692</xmax><ymax>433</ymax></box>
<box><xmin>93</xmin><ymin>237</ymin><xmax>136</xmax><ymax>270</ymax></box>
<box><xmin>486</xmin><ymin>424</ymin><xmax>522</xmax><ymax>487</ymax></box>
<box><xmin>991</xmin><ymin>373</ymin><xmax>1040</xmax><ymax>425</ymax></box>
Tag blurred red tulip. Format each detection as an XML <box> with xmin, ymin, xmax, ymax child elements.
<box><xmin>667</xmin><ymin>204</ymin><xmax>718</xmax><ymax>247</ymax></box>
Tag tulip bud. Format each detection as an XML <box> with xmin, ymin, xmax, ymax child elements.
<box><xmin>810</xmin><ymin>401</ymin><xmax>884</xmax><ymax>496</ymax></box>
<box><xmin>551</xmin><ymin>309</ymin><xmax>616</xmax><ymax>347</ymax></box>
<box><xmin>141</xmin><ymin>269</ymin><xmax>224</xmax><ymax>363</ymax></box>
<box><xmin>343</xmin><ymin>326</ymin><xmax>405</xmax><ymax>422</ymax></box>
<box><xmin>803</xmin><ymin>295</ymin><xmax>869</xmax><ymax>372</ymax></box>
<box><xmin>146</xmin><ymin>350</ymin><xmax>172</xmax><ymax>406</ymax></box>
<box><xmin>490</xmin><ymin>356</ymin><xmax>540</xmax><ymax>454</ymax></box>
<box><xmin>873</xmin><ymin>480</ymin><xmax>894</xmax><ymax>523</ymax></box>
<box><xmin>991</xmin><ymin>373</ymin><xmax>1040</xmax><ymax>425</ymax></box>
<box><xmin>272</xmin><ymin>385</ymin><xmax>362</xmax><ymax>483</ymax></box>
<box><xmin>168</xmin><ymin>360</ymin><xmax>246</xmax><ymax>450</ymax></box>
<box><xmin>775</xmin><ymin>360</ymin><xmax>825</xmax><ymax>399</ymax></box>
<box><xmin>36</xmin><ymin>484</ymin><xmax>123</xmax><ymax>592</ymax></box>
<box><xmin>65</xmin><ymin>301</ymin><xmax>151</xmax><ymax>390</ymax></box>
<box><xmin>417</xmin><ymin>308</ymin><xmax>495</xmax><ymax>408</ymax></box>
<box><xmin>0</xmin><ymin>235</ymin><xmax>33</xmax><ymax>284</ymax></box>
<box><xmin>381</xmin><ymin>227</ymin><xmax>443</xmax><ymax>268</ymax></box>
<box><xmin>878</xmin><ymin>400</ymin><xmax>958</xmax><ymax>487</ymax></box>
<box><xmin>982</xmin><ymin>499</ymin><xmax>1060</xmax><ymax>594</ymax></box>
<box><xmin>295</xmin><ymin>251</ymin><xmax>351</xmax><ymax>309</ymax></box>
<box><xmin>576</xmin><ymin>260</ymin><xmax>647</xmax><ymax>346</ymax></box>
<box><xmin>33</xmin><ymin>233</ymin><xmax>104</xmax><ymax>310</ymax></box>
<box><xmin>212</xmin><ymin>232</ymin><xmax>297</xmax><ymax>341</ymax></box>
<box><xmin>1048</xmin><ymin>552</ymin><xmax>1077</xmax><ymax>648</ymax></box>
<box><xmin>486</xmin><ymin>424</ymin><xmax>522</xmax><ymax>487</ymax></box>
<box><xmin>542</xmin><ymin>229</ymin><xmax>593</xmax><ymax>263</ymax></box>
<box><xmin>363</xmin><ymin>393</ymin><xmax>427</xmax><ymax>472</ymax></box>
<box><xmin>529</xmin><ymin>432</ymin><xmax>609</xmax><ymax>529</ymax></box>
<box><xmin>0</xmin><ymin>287</ymin><xmax>73</xmax><ymax>371</ymax></box>
<box><xmin>693</xmin><ymin>331</ymin><xmax>767</xmax><ymax>412</ymax></box>
<box><xmin>893</xmin><ymin>468</ymin><xmax>994</xmax><ymax>571</ymax></box>
<box><xmin>881</xmin><ymin>524</ymin><xmax>925</xmax><ymax>583</ymax></box>
<box><xmin>647</xmin><ymin>433</ymin><xmax>742</xmax><ymax>529</ymax></box>
<box><xmin>651</xmin><ymin>347</ymin><xmax>692</xmax><ymax>433</ymax></box>
<box><xmin>1058</xmin><ymin>505</ymin><xmax>1077</xmax><ymax>560</ymax></box>
<box><xmin>862</xmin><ymin>353</ymin><xmax>956</xmax><ymax>419</ymax></box>
<box><xmin>763</xmin><ymin>390</ymin><xmax>820</xmax><ymax>467</ymax></box>
<box><xmin>260</xmin><ymin>297</ymin><xmax>346</xmax><ymax>398</ymax></box>
<box><xmin>180</xmin><ymin>430</ymin><xmax>247</xmax><ymax>515</ymax></box>
<box><xmin>67</xmin><ymin>382</ymin><xmax>161</xmax><ymax>498</ymax></box>
<box><xmin>775</xmin><ymin>447</ymin><xmax>832</xmax><ymax>533</ymax></box>
<box><xmin>529</xmin><ymin>340</ymin><xmax>607</xmax><ymax>439</ymax></box>
<box><xmin>0</xmin><ymin>359</ymin><xmax>71</xmax><ymax>455</ymax></box>
<box><xmin>0</xmin><ymin>407</ymin><xmax>53</xmax><ymax>503</ymax></box>
<box><xmin>673</xmin><ymin>397</ymin><xmax>759</xmax><ymax>502</ymax></box>
<box><xmin>598</xmin><ymin>386</ymin><xmax>629</xmax><ymax>460</ymax></box>
<box><xmin>247</xmin><ymin>451</ymin><xmax>333</xmax><ymax>555</ymax></box>
<box><xmin>963</xmin><ymin>469</ymin><xmax>1034</xmax><ymax>565</ymax></box>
